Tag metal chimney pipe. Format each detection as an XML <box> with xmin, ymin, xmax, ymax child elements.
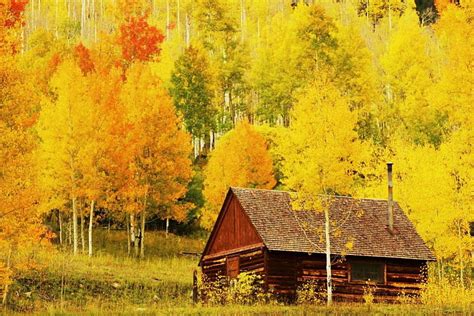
<box><xmin>387</xmin><ymin>162</ymin><xmax>394</xmax><ymax>232</ymax></box>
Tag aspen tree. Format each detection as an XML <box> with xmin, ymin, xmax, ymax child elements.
<box><xmin>279</xmin><ymin>77</ymin><xmax>370</xmax><ymax>305</ymax></box>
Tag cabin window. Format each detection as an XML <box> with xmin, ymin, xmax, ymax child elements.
<box><xmin>226</xmin><ymin>256</ymin><xmax>240</xmax><ymax>279</ymax></box>
<box><xmin>351</xmin><ymin>262</ymin><xmax>384</xmax><ymax>283</ymax></box>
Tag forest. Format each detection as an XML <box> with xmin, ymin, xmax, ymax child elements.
<box><xmin>0</xmin><ymin>0</ymin><xmax>472</xmax><ymax>313</ymax></box>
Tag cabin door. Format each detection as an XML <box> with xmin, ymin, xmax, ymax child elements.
<box><xmin>226</xmin><ymin>256</ymin><xmax>240</xmax><ymax>278</ymax></box>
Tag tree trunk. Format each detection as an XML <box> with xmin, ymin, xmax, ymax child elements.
<box><xmin>240</xmin><ymin>0</ymin><xmax>246</xmax><ymax>43</ymax></box>
<box><xmin>126</xmin><ymin>215</ymin><xmax>131</xmax><ymax>256</ymax></box>
<box><xmin>88</xmin><ymin>200</ymin><xmax>95</xmax><ymax>257</ymax></box>
<box><xmin>68</xmin><ymin>215</ymin><xmax>72</xmax><ymax>246</ymax></box>
<box><xmin>72</xmin><ymin>197</ymin><xmax>78</xmax><ymax>255</ymax></box>
<box><xmin>58</xmin><ymin>210</ymin><xmax>63</xmax><ymax>245</ymax></box>
<box><xmin>130</xmin><ymin>214</ymin><xmax>136</xmax><ymax>256</ymax></box>
<box><xmin>185</xmin><ymin>13</ymin><xmax>190</xmax><ymax>47</ymax></box>
<box><xmin>166</xmin><ymin>217</ymin><xmax>170</xmax><ymax>237</ymax></box>
<box><xmin>177</xmin><ymin>0</ymin><xmax>181</xmax><ymax>37</ymax></box>
<box><xmin>131</xmin><ymin>214</ymin><xmax>139</xmax><ymax>257</ymax></box>
<box><xmin>81</xmin><ymin>0</ymin><xmax>86</xmax><ymax>38</ymax></box>
<box><xmin>140</xmin><ymin>209</ymin><xmax>146</xmax><ymax>259</ymax></box>
<box><xmin>80</xmin><ymin>204</ymin><xmax>85</xmax><ymax>253</ymax></box>
<box><xmin>324</xmin><ymin>207</ymin><xmax>333</xmax><ymax>305</ymax></box>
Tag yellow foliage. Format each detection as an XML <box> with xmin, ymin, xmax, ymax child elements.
<box><xmin>118</xmin><ymin>63</ymin><xmax>193</xmax><ymax>219</ymax></box>
<box><xmin>279</xmin><ymin>76</ymin><xmax>371</xmax><ymax>202</ymax></box>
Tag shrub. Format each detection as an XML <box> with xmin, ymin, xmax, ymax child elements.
<box><xmin>296</xmin><ymin>280</ymin><xmax>326</xmax><ymax>305</ymax></box>
<box><xmin>362</xmin><ymin>282</ymin><xmax>376</xmax><ymax>305</ymax></box>
<box><xmin>201</xmin><ymin>272</ymin><xmax>270</xmax><ymax>306</ymax></box>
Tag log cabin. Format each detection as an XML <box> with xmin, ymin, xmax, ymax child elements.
<box><xmin>199</xmin><ymin>166</ymin><xmax>436</xmax><ymax>303</ymax></box>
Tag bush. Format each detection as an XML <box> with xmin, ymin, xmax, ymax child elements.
<box><xmin>362</xmin><ymin>282</ymin><xmax>376</xmax><ymax>305</ymax></box>
<box><xmin>201</xmin><ymin>272</ymin><xmax>270</xmax><ymax>306</ymax></box>
<box><xmin>296</xmin><ymin>280</ymin><xmax>326</xmax><ymax>305</ymax></box>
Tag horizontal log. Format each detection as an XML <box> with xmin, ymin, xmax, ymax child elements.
<box><xmin>241</xmin><ymin>255</ymin><xmax>264</xmax><ymax>262</ymax></box>
<box><xmin>387</xmin><ymin>274</ymin><xmax>422</xmax><ymax>283</ymax></box>
<box><xmin>240</xmin><ymin>257</ymin><xmax>264</xmax><ymax>267</ymax></box>
<box><xmin>301</xmin><ymin>269</ymin><xmax>347</xmax><ymax>278</ymax></box>
<box><xmin>203</xmin><ymin>257</ymin><xmax>226</xmax><ymax>264</ymax></box>
<box><xmin>240</xmin><ymin>264</ymin><xmax>264</xmax><ymax>273</ymax></box>
<box><xmin>387</xmin><ymin>281</ymin><xmax>423</xmax><ymax>289</ymax></box>
<box><xmin>386</xmin><ymin>265</ymin><xmax>422</xmax><ymax>274</ymax></box>
<box><xmin>202</xmin><ymin>266</ymin><xmax>225</xmax><ymax>273</ymax></box>
<box><xmin>298</xmin><ymin>276</ymin><xmax>347</xmax><ymax>284</ymax></box>
<box><xmin>202</xmin><ymin>261</ymin><xmax>225</xmax><ymax>269</ymax></box>
<box><xmin>239</xmin><ymin>250</ymin><xmax>263</xmax><ymax>259</ymax></box>
<box><xmin>203</xmin><ymin>243</ymin><xmax>264</xmax><ymax>261</ymax></box>
<box><xmin>241</xmin><ymin>267</ymin><xmax>264</xmax><ymax>273</ymax></box>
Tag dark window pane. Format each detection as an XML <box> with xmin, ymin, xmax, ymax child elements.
<box><xmin>351</xmin><ymin>262</ymin><xmax>384</xmax><ymax>283</ymax></box>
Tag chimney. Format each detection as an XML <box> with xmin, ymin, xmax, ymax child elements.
<box><xmin>387</xmin><ymin>162</ymin><xmax>394</xmax><ymax>232</ymax></box>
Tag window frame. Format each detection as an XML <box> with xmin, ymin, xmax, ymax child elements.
<box><xmin>349</xmin><ymin>261</ymin><xmax>386</xmax><ymax>285</ymax></box>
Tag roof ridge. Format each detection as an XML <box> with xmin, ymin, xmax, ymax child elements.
<box><xmin>230</xmin><ymin>187</ymin><xmax>397</xmax><ymax>202</ymax></box>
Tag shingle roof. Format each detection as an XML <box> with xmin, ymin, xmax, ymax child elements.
<box><xmin>231</xmin><ymin>187</ymin><xmax>435</xmax><ymax>261</ymax></box>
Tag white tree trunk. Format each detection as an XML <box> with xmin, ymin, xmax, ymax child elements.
<box><xmin>130</xmin><ymin>213</ymin><xmax>136</xmax><ymax>256</ymax></box>
<box><xmin>166</xmin><ymin>217</ymin><xmax>170</xmax><ymax>237</ymax></box>
<box><xmin>81</xmin><ymin>0</ymin><xmax>86</xmax><ymax>38</ymax></box>
<box><xmin>72</xmin><ymin>197</ymin><xmax>78</xmax><ymax>255</ymax></box>
<box><xmin>324</xmin><ymin>207</ymin><xmax>333</xmax><ymax>305</ymax></box>
<box><xmin>185</xmin><ymin>13</ymin><xmax>190</xmax><ymax>47</ymax></box>
<box><xmin>140</xmin><ymin>191</ymin><xmax>147</xmax><ymax>259</ymax></box>
<box><xmin>88</xmin><ymin>200</ymin><xmax>95</xmax><ymax>257</ymax></box>
<box><xmin>126</xmin><ymin>214</ymin><xmax>131</xmax><ymax>256</ymax></box>
<box><xmin>80</xmin><ymin>204</ymin><xmax>85</xmax><ymax>253</ymax></box>
<box><xmin>177</xmin><ymin>0</ymin><xmax>181</xmax><ymax>37</ymax></box>
<box><xmin>58</xmin><ymin>210</ymin><xmax>63</xmax><ymax>245</ymax></box>
<box><xmin>240</xmin><ymin>0</ymin><xmax>246</xmax><ymax>43</ymax></box>
<box><xmin>140</xmin><ymin>209</ymin><xmax>146</xmax><ymax>258</ymax></box>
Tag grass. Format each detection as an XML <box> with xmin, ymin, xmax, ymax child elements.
<box><xmin>5</xmin><ymin>229</ymin><xmax>474</xmax><ymax>314</ymax></box>
<box><xmin>7</xmin><ymin>229</ymin><xmax>204</xmax><ymax>313</ymax></box>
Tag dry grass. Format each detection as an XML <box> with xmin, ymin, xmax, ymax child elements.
<box><xmin>4</xmin><ymin>230</ymin><xmax>473</xmax><ymax>314</ymax></box>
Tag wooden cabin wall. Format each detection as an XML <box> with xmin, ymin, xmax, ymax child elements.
<box><xmin>201</xmin><ymin>245</ymin><xmax>265</xmax><ymax>282</ymax></box>
<box><xmin>207</xmin><ymin>196</ymin><xmax>262</xmax><ymax>255</ymax></box>
<box><xmin>266</xmin><ymin>251</ymin><xmax>298</xmax><ymax>298</ymax></box>
<box><xmin>266</xmin><ymin>251</ymin><xmax>427</xmax><ymax>303</ymax></box>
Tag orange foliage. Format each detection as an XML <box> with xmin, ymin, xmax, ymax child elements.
<box><xmin>117</xmin><ymin>16</ymin><xmax>165</xmax><ymax>64</ymax></box>
<box><xmin>0</xmin><ymin>0</ymin><xmax>28</xmax><ymax>54</ymax></box>
<box><xmin>202</xmin><ymin>122</ymin><xmax>276</xmax><ymax>229</ymax></box>
<box><xmin>74</xmin><ymin>43</ymin><xmax>95</xmax><ymax>75</ymax></box>
<box><xmin>3</xmin><ymin>0</ymin><xmax>28</xmax><ymax>28</ymax></box>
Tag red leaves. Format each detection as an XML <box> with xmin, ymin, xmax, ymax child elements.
<box><xmin>4</xmin><ymin>0</ymin><xmax>28</xmax><ymax>28</ymax></box>
<box><xmin>74</xmin><ymin>42</ymin><xmax>95</xmax><ymax>75</ymax></box>
<box><xmin>118</xmin><ymin>16</ymin><xmax>165</xmax><ymax>63</ymax></box>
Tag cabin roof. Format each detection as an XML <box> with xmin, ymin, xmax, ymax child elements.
<box><xmin>228</xmin><ymin>187</ymin><xmax>435</xmax><ymax>261</ymax></box>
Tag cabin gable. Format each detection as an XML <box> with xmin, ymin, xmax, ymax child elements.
<box><xmin>205</xmin><ymin>192</ymin><xmax>263</xmax><ymax>256</ymax></box>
